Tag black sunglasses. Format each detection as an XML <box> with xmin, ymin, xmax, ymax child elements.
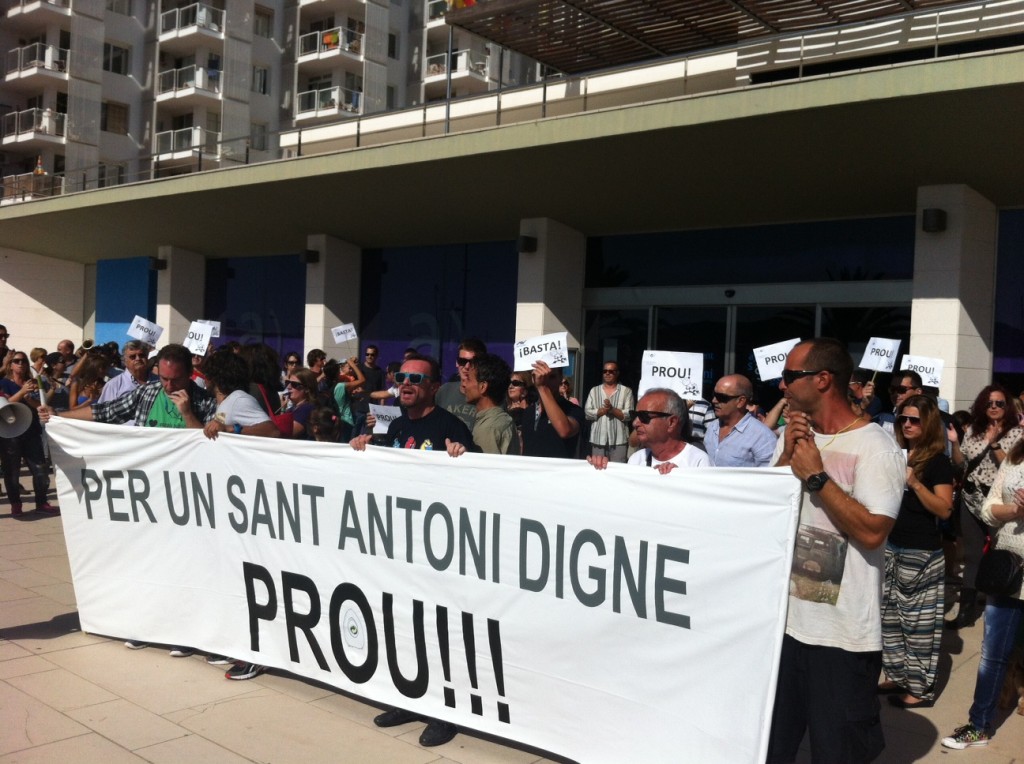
<box><xmin>509</xmin><ymin>380</ymin><xmax>526</xmax><ymax>388</ymax></box>
<box><xmin>712</xmin><ymin>391</ymin><xmax>742</xmax><ymax>403</ymax></box>
<box><xmin>634</xmin><ymin>410</ymin><xmax>671</xmax><ymax>424</ymax></box>
<box><xmin>897</xmin><ymin>415</ymin><xmax>921</xmax><ymax>426</ymax></box>
<box><xmin>602</xmin><ymin>368</ymin><xmax>618</xmax><ymax>374</ymax></box>
<box><xmin>891</xmin><ymin>384</ymin><xmax>914</xmax><ymax>395</ymax></box>
<box><xmin>987</xmin><ymin>399</ymin><xmax>1006</xmax><ymax>409</ymax></box>
<box><xmin>285</xmin><ymin>380</ymin><xmax>302</xmax><ymax>389</ymax></box>
<box><xmin>395</xmin><ymin>372</ymin><xmax>431</xmax><ymax>385</ymax></box>
<box><xmin>782</xmin><ymin>369</ymin><xmax>824</xmax><ymax>385</ymax></box>
<box><xmin>456</xmin><ymin>357</ymin><xmax>473</xmax><ymax>367</ymax></box>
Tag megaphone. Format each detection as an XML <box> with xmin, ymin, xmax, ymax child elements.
<box><xmin>0</xmin><ymin>397</ymin><xmax>32</xmax><ymax>439</ymax></box>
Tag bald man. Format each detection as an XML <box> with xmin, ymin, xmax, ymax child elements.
<box><xmin>703</xmin><ymin>374</ymin><xmax>777</xmax><ymax>467</ymax></box>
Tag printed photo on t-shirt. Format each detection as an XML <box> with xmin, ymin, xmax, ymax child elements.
<box><xmin>789</xmin><ymin>514</ymin><xmax>848</xmax><ymax>606</ymax></box>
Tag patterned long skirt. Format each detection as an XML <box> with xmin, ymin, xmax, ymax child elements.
<box><xmin>881</xmin><ymin>544</ymin><xmax>945</xmax><ymax>700</ymax></box>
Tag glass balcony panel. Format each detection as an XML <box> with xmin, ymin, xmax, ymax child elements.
<box><xmin>427</xmin><ymin>0</ymin><xmax>446</xmax><ymax>20</ymax></box>
<box><xmin>297</xmin><ymin>89</ymin><xmax>317</xmax><ymax>113</ymax></box>
<box><xmin>298</xmin><ymin>31</ymin><xmax>320</xmax><ymax>56</ymax></box>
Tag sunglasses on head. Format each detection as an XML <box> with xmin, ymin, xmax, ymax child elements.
<box><xmin>897</xmin><ymin>415</ymin><xmax>921</xmax><ymax>426</ymax></box>
<box><xmin>781</xmin><ymin>369</ymin><xmax>823</xmax><ymax>385</ymax></box>
<box><xmin>395</xmin><ymin>372</ymin><xmax>431</xmax><ymax>385</ymax></box>
<box><xmin>509</xmin><ymin>380</ymin><xmax>526</xmax><ymax>388</ymax></box>
<box><xmin>634</xmin><ymin>410</ymin><xmax>671</xmax><ymax>424</ymax></box>
<box><xmin>988</xmin><ymin>399</ymin><xmax>1006</xmax><ymax>409</ymax></box>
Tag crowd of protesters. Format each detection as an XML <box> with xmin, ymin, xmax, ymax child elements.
<box><xmin>2</xmin><ymin>324</ymin><xmax>1022</xmax><ymax>758</ymax></box>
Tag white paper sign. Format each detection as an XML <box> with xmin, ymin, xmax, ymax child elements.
<box><xmin>900</xmin><ymin>355</ymin><xmax>944</xmax><ymax>387</ymax></box>
<box><xmin>197</xmin><ymin>319</ymin><xmax>221</xmax><ymax>339</ymax></box>
<box><xmin>859</xmin><ymin>337</ymin><xmax>902</xmax><ymax>373</ymax></box>
<box><xmin>331</xmin><ymin>323</ymin><xmax>359</xmax><ymax>345</ymax></box>
<box><xmin>370</xmin><ymin>404</ymin><xmax>401</xmax><ymax>434</ymax></box>
<box><xmin>183</xmin><ymin>321</ymin><xmax>213</xmax><ymax>356</ymax></box>
<box><xmin>128</xmin><ymin>315</ymin><xmax>164</xmax><ymax>346</ymax></box>
<box><xmin>639</xmin><ymin>350</ymin><xmax>704</xmax><ymax>400</ymax></box>
<box><xmin>753</xmin><ymin>338</ymin><xmax>802</xmax><ymax>381</ymax></box>
<box><xmin>513</xmin><ymin>332</ymin><xmax>569</xmax><ymax>372</ymax></box>
<box><xmin>47</xmin><ymin>419</ymin><xmax>801</xmax><ymax>764</ymax></box>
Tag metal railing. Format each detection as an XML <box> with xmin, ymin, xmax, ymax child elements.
<box><xmin>1</xmin><ymin>108</ymin><xmax>66</xmax><ymax>139</ymax></box>
<box><xmin>157</xmin><ymin>64</ymin><xmax>221</xmax><ymax>95</ymax></box>
<box><xmin>296</xmin><ymin>85</ymin><xmax>362</xmax><ymax>115</ymax></box>
<box><xmin>1</xmin><ymin>171</ymin><xmax>63</xmax><ymax>203</ymax></box>
<box><xmin>427</xmin><ymin>0</ymin><xmax>446</xmax><ymax>21</ymax></box>
<box><xmin>160</xmin><ymin>3</ymin><xmax>225</xmax><ymax>35</ymax></box>
<box><xmin>154</xmin><ymin>125</ymin><xmax>221</xmax><ymax>156</ymax></box>
<box><xmin>5</xmin><ymin>0</ymin><xmax>70</xmax><ymax>9</ymax></box>
<box><xmin>298</xmin><ymin>26</ymin><xmax>364</xmax><ymax>57</ymax></box>
<box><xmin>5</xmin><ymin>43</ymin><xmax>69</xmax><ymax>74</ymax></box>
<box><xmin>424</xmin><ymin>49</ymin><xmax>487</xmax><ymax>77</ymax></box>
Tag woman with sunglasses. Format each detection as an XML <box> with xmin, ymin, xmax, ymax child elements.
<box><xmin>949</xmin><ymin>384</ymin><xmax>1022</xmax><ymax>629</ymax></box>
<box><xmin>879</xmin><ymin>395</ymin><xmax>954</xmax><ymax>708</ymax></box>
<box><xmin>283</xmin><ymin>367</ymin><xmax>320</xmax><ymax>439</ymax></box>
<box><xmin>0</xmin><ymin>351</ymin><xmax>57</xmax><ymax>516</ymax></box>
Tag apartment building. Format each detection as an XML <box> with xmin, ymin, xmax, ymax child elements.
<box><xmin>1</xmin><ymin>0</ymin><xmax>1022</xmax><ymax>410</ymax></box>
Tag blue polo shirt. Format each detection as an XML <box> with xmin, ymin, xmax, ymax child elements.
<box><xmin>703</xmin><ymin>412</ymin><xmax>777</xmax><ymax>467</ymax></box>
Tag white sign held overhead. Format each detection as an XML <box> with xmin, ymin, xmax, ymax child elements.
<box><xmin>369</xmin><ymin>404</ymin><xmax>401</xmax><ymax>434</ymax></box>
<box><xmin>513</xmin><ymin>332</ymin><xmax>569</xmax><ymax>372</ymax></box>
<box><xmin>859</xmin><ymin>337</ymin><xmax>902</xmax><ymax>373</ymax></box>
<box><xmin>183</xmin><ymin>321</ymin><xmax>214</xmax><ymax>356</ymax></box>
<box><xmin>639</xmin><ymin>350</ymin><xmax>704</xmax><ymax>400</ymax></box>
<box><xmin>753</xmin><ymin>338</ymin><xmax>802</xmax><ymax>382</ymax></box>
<box><xmin>197</xmin><ymin>320</ymin><xmax>221</xmax><ymax>339</ymax></box>
<box><xmin>127</xmin><ymin>315</ymin><xmax>163</xmax><ymax>346</ymax></box>
<box><xmin>900</xmin><ymin>355</ymin><xmax>944</xmax><ymax>387</ymax></box>
<box><xmin>331</xmin><ymin>323</ymin><xmax>359</xmax><ymax>345</ymax></box>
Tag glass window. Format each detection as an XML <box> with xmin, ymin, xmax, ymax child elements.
<box><xmin>250</xmin><ymin>123</ymin><xmax>267</xmax><ymax>151</ymax></box>
<box><xmin>103</xmin><ymin>43</ymin><xmax>130</xmax><ymax>75</ymax></box>
<box><xmin>582</xmin><ymin>309</ymin><xmax>648</xmax><ymax>401</ymax></box>
<box><xmin>252</xmin><ymin>66</ymin><xmax>269</xmax><ymax>95</ymax></box>
<box><xmin>254</xmin><ymin>7</ymin><xmax>273</xmax><ymax>38</ymax></box>
<box><xmin>106</xmin><ymin>0</ymin><xmax>131</xmax><ymax>14</ymax></box>
<box><xmin>100</xmin><ymin>101</ymin><xmax>129</xmax><ymax>134</ymax></box>
<box><xmin>994</xmin><ymin>210</ymin><xmax>1024</xmax><ymax>391</ymax></box>
<box><xmin>735</xmin><ymin>305</ymin><xmax>816</xmax><ymax>410</ymax></box>
<box><xmin>388</xmin><ymin>33</ymin><xmax>399</xmax><ymax>59</ymax></box>
<box><xmin>654</xmin><ymin>307</ymin><xmax>728</xmax><ymax>401</ymax></box>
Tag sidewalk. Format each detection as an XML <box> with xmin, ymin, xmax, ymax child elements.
<box><xmin>2</xmin><ymin>478</ymin><xmax>1023</xmax><ymax>763</ymax></box>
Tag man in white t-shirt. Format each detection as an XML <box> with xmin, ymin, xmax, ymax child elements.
<box><xmin>588</xmin><ymin>387</ymin><xmax>709</xmax><ymax>472</ymax></box>
<box><xmin>202</xmin><ymin>351</ymin><xmax>280</xmax><ymax>441</ymax></box>
<box><xmin>767</xmin><ymin>338</ymin><xmax>904</xmax><ymax>764</ymax></box>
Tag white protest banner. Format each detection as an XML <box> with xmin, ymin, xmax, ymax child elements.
<box><xmin>859</xmin><ymin>337</ymin><xmax>901</xmax><ymax>373</ymax></box>
<box><xmin>331</xmin><ymin>323</ymin><xmax>358</xmax><ymax>346</ymax></box>
<box><xmin>753</xmin><ymin>338</ymin><xmax>801</xmax><ymax>381</ymax></box>
<box><xmin>183</xmin><ymin>321</ymin><xmax>214</xmax><ymax>356</ymax></box>
<box><xmin>128</xmin><ymin>315</ymin><xmax>163</xmax><ymax>346</ymax></box>
<box><xmin>639</xmin><ymin>350</ymin><xmax>704</xmax><ymax>399</ymax></box>
<box><xmin>369</xmin><ymin>404</ymin><xmax>401</xmax><ymax>434</ymax></box>
<box><xmin>513</xmin><ymin>332</ymin><xmax>569</xmax><ymax>372</ymax></box>
<box><xmin>900</xmin><ymin>354</ymin><xmax>944</xmax><ymax>387</ymax></box>
<box><xmin>47</xmin><ymin>420</ymin><xmax>800</xmax><ymax>764</ymax></box>
<box><xmin>197</xmin><ymin>319</ymin><xmax>221</xmax><ymax>339</ymax></box>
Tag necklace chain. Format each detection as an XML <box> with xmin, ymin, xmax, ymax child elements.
<box><xmin>819</xmin><ymin>415</ymin><xmax>863</xmax><ymax>451</ymax></box>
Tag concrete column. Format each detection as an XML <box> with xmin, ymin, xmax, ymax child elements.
<box><xmin>515</xmin><ymin>218</ymin><xmax>586</xmax><ymax>348</ymax></box>
<box><xmin>82</xmin><ymin>262</ymin><xmax>97</xmax><ymax>343</ymax></box>
<box><xmin>154</xmin><ymin>246</ymin><xmax>206</xmax><ymax>348</ymax></box>
<box><xmin>304</xmin><ymin>234</ymin><xmax>362</xmax><ymax>358</ymax></box>
<box><xmin>909</xmin><ymin>185</ymin><xmax>998</xmax><ymax>411</ymax></box>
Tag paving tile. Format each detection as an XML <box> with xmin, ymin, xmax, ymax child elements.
<box><xmin>176</xmin><ymin>693</ymin><xmax>439</xmax><ymax>764</ymax></box>
<box><xmin>7</xmin><ymin>667</ymin><xmax>118</xmax><ymax>710</ymax></box>
<box><xmin>133</xmin><ymin>734</ymin><xmax>252</xmax><ymax>764</ymax></box>
<box><xmin>0</xmin><ymin>565</ymin><xmax>63</xmax><ymax>589</ymax></box>
<box><xmin>0</xmin><ymin>529</ymin><xmax>43</xmax><ymax>546</ymax></box>
<box><xmin>0</xmin><ymin>656</ymin><xmax>58</xmax><ymax>680</ymax></box>
<box><xmin>311</xmin><ymin>689</ymin><xmax>386</xmax><ymax>730</ymax></box>
<box><xmin>0</xmin><ymin>731</ymin><xmax>146</xmax><ymax>764</ymax></box>
<box><xmin>250</xmin><ymin>668</ymin><xmax>337</xmax><ymax>702</ymax></box>
<box><xmin>13</xmin><ymin>554</ymin><xmax>72</xmax><ymax>582</ymax></box>
<box><xmin>10</xmin><ymin>626</ymin><xmax>104</xmax><ymax>655</ymax></box>
<box><xmin>29</xmin><ymin>582</ymin><xmax>77</xmax><ymax>606</ymax></box>
<box><xmin>404</xmin><ymin>729</ymin><xmax>544</xmax><ymax>764</ymax></box>
<box><xmin>0</xmin><ymin>680</ymin><xmax>89</xmax><ymax>755</ymax></box>
<box><xmin>0</xmin><ymin>595</ymin><xmax>73</xmax><ymax>631</ymax></box>
<box><xmin>1</xmin><ymin>541</ymin><xmax>67</xmax><ymax>561</ymax></box>
<box><xmin>66</xmin><ymin>698</ymin><xmax>189</xmax><ymax>751</ymax></box>
<box><xmin>0</xmin><ymin>579</ymin><xmax>36</xmax><ymax>602</ymax></box>
<box><xmin>0</xmin><ymin>557</ymin><xmax>22</xmax><ymax>572</ymax></box>
<box><xmin>0</xmin><ymin>641</ymin><xmax>34</xmax><ymax>661</ymax></box>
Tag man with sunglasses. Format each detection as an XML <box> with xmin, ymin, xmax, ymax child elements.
<box><xmin>873</xmin><ymin>371</ymin><xmax>923</xmax><ymax>435</ymax></box>
<box><xmin>435</xmin><ymin>337</ymin><xmax>487</xmax><ymax>432</ymax></box>
<box><xmin>97</xmin><ymin>341</ymin><xmax>155</xmax><ymax>405</ymax></box>
<box><xmin>351</xmin><ymin>344</ymin><xmax>385</xmax><ymax>435</ymax></box>
<box><xmin>349</xmin><ymin>353</ymin><xmax>474</xmax><ymax>747</ymax></box>
<box><xmin>704</xmin><ymin>374</ymin><xmax>776</xmax><ymax>467</ymax></box>
<box><xmin>766</xmin><ymin>338</ymin><xmax>904</xmax><ymax>764</ymax></box>
<box><xmin>521</xmin><ymin>360</ymin><xmax>585</xmax><ymax>459</ymax></box>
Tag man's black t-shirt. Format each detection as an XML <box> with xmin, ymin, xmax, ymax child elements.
<box><xmin>521</xmin><ymin>395</ymin><xmax>585</xmax><ymax>459</ymax></box>
<box><xmin>386</xmin><ymin>406</ymin><xmax>475</xmax><ymax>451</ymax></box>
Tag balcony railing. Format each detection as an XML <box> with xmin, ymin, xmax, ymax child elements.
<box><xmin>1</xmin><ymin>108</ymin><xmax>66</xmax><ymax>139</ymax></box>
<box><xmin>157</xmin><ymin>65</ymin><xmax>221</xmax><ymax>95</ymax></box>
<box><xmin>154</xmin><ymin>125</ymin><xmax>221</xmax><ymax>156</ymax></box>
<box><xmin>298</xmin><ymin>26</ymin><xmax>364</xmax><ymax>57</ymax></box>
<box><xmin>427</xmin><ymin>0</ymin><xmax>446</xmax><ymax>21</ymax></box>
<box><xmin>1</xmin><ymin>171</ymin><xmax>63</xmax><ymax>203</ymax></box>
<box><xmin>6</xmin><ymin>0</ymin><xmax>70</xmax><ymax>10</ymax></box>
<box><xmin>6</xmin><ymin>43</ymin><xmax>69</xmax><ymax>75</ymax></box>
<box><xmin>424</xmin><ymin>50</ymin><xmax>487</xmax><ymax>77</ymax></box>
<box><xmin>160</xmin><ymin>3</ymin><xmax>224</xmax><ymax>35</ymax></box>
<box><xmin>296</xmin><ymin>85</ymin><xmax>361</xmax><ymax>115</ymax></box>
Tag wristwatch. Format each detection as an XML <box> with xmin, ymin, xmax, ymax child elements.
<box><xmin>806</xmin><ymin>472</ymin><xmax>830</xmax><ymax>492</ymax></box>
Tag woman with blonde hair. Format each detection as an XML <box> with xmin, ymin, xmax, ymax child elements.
<box><xmin>880</xmin><ymin>394</ymin><xmax>954</xmax><ymax>708</ymax></box>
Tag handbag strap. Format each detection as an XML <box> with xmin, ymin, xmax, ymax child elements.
<box><xmin>962</xmin><ymin>443</ymin><xmax>993</xmax><ymax>483</ymax></box>
<box><xmin>256</xmin><ymin>383</ymin><xmax>279</xmax><ymax>415</ymax></box>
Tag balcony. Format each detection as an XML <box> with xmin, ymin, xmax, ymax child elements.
<box><xmin>5</xmin><ymin>43</ymin><xmax>69</xmax><ymax>85</ymax></box>
<box><xmin>153</xmin><ymin>125</ymin><xmax>221</xmax><ymax>169</ymax></box>
<box><xmin>159</xmin><ymin>3</ymin><xmax>225</xmax><ymax>53</ymax></box>
<box><xmin>297</xmin><ymin>27</ymin><xmax>364</xmax><ymax>73</ymax></box>
<box><xmin>1</xmin><ymin>170</ymin><xmax>63</xmax><ymax>205</ymax></box>
<box><xmin>296</xmin><ymin>85</ymin><xmax>362</xmax><ymax>120</ymax></box>
<box><xmin>156</xmin><ymin>65</ymin><xmax>222</xmax><ymax>105</ymax></box>
<box><xmin>4</xmin><ymin>0</ymin><xmax>71</xmax><ymax>32</ymax></box>
<box><xmin>426</xmin><ymin>0</ymin><xmax>446</xmax><ymax>23</ymax></box>
<box><xmin>1</xmin><ymin>108</ymin><xmax>66</xmax><ymax>147</ymax></box>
